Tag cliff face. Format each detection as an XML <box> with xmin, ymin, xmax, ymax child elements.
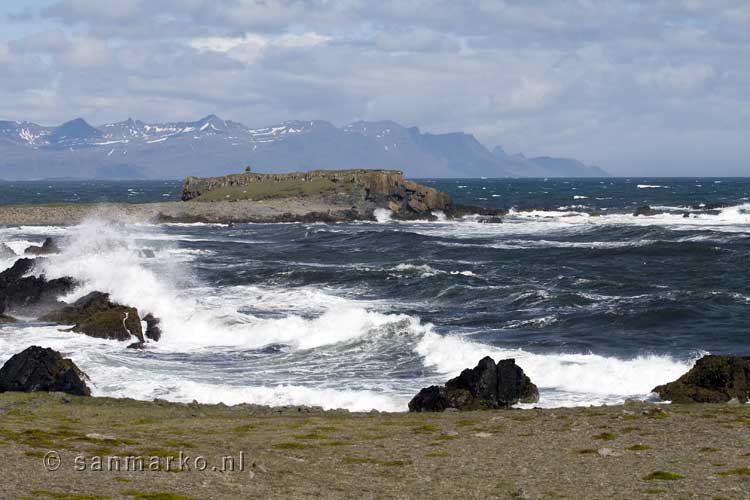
<box><xmin>181</xmin><ymin>169</ymin><xmax>452</xmax><ymax>217</ymax></box>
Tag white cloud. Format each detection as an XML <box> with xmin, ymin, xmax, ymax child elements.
<box><xmin>190</xmin><ymin>32</ymin><xmax>330</xmax><ymax>64</ymax></box>
<box><xmin>636</xmin><ymin>63</ymin><xmax>717</xmax><ymax>91</ymax></box>
<box><xmin>1</xmin><ymin>0</ymin><xmax>749</xmax><ymax>175</ymax></box>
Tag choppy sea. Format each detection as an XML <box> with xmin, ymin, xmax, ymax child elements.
<box><xmin>1</xmin><ymin>177</ymin><xmax>749</xmax><ymax>411</ymax></box>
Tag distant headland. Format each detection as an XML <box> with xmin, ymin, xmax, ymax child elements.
<box><xmin>0</xmin><ymin>168</ymin><xmax>504</xmax><ymax>226</ymax></box>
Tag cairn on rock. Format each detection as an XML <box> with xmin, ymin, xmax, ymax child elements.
<box><xmin>0</xmin><ymin>346</ymin><xmax>90</xmax><ymax>396</ymax></box>
<box><xmin>40</xmin><ymin>291</ymin><xmax>144</xmax><ymax>342</ymax></box>
<box><xmin>653</xmin><ymin>355</ymin><xmax>750</xmax><ymax>403</ymax></box>
<box><xmin>409</xmin><ymin>357</ymin><xmax>539</xmax><ymax>412</ymax></box>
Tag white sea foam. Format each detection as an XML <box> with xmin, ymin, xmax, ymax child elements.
<box><xmin>0</xmin><ymin>215</ymin><xmax>716</xmax><ymax>411</ymax></box>
<box><xmin>414</xmin><ymin>332</ymin><xmax>698</xmax><ymax>407</ymax></box>
<box><xmin>373</xmin><ymin>208</ymin><xmax>393</xmax><ymax>223</ymax></box>
<box><xmin>637</xmin><ymin>184</ymin><xmax>669</xmax><ymax>189</ymax></box>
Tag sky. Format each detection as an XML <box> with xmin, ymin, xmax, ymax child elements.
<box><xmin>1</xmin><ymin>1</ymin><xmax>749</xmax><ymax>176</ymax></box>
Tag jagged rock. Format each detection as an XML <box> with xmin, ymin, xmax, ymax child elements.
<box><xmin>633</xmin><ymin>205</ymin><xmax>658</xmax><ymax>217</ymax></box>
<box><xmin>0</xmin><ymin>258</ymin><xmax>34</xmax><ymax>286</ymax></box>
<box><xmin>143</xmin><ymin>313</ymin><xmax>162</xmax><ymax>342</ymax></box>
<box><xmin>127</xmin><ymin>341</ymin><xmax>145</xmax><ymax>349</ymax></box>
<box><xmin>0</xmin><ymin>243</ymin><xmax>15</xmax><ymax>259</ymax></box>
<box><xmin>0</xmin><ymin>346</ymin><xmax>90</xmax><ymax>396</ymax></box>
<box><xmin>0</xmin><ymin>258</ymin><xmax>75</xmax><ymax>313</ymax></box>
<box><xmin>445</xmin><ymin>204</ymin><xmax>508</xmax><ymax>219</ymax></box>
<box><xmin>652</xmin><ymin>355</ymin><xmax>750</xmax><ymax>403</ymax></box>
<box><xmin>409</xmin><ymin>357</ymin><xmax>539</xmax><ymax>412</ymax></box>
<box><xmin>40</xmin><ymin>291</ymin><xmax>144</xmax><ymax>342</ymax></box>
<box><xmin>24</xmin><ymin>237</ymin><xmax>60</xmax><ymax>255</ymax></box>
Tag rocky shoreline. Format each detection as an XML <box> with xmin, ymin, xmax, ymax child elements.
<box><xmin>0</xmin><ymin>198</ymin><xmax>506</xmax><ymax>227</ymax></box>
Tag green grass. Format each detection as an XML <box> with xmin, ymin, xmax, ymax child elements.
<box><xmin>433</xmin><ymin>435</ymin><xmax>457</xmax><ymax>441</ymax></box>
<box><xmin>717</xmin><ymin>468</ymin><xmax>750</xmax><ymax>476</ymax></box>
<box><xmin>31</xmin><ymin>491</ymin><xmax>109</xmax><ymax>500</ymax></box>
<box><xmin>293</xmin><ymin>432</ymin><xmax>330</xmax><ymax>440</ymax></box>
<box><xmin>195</xmin><ymin>178</ymin><xmax>339</xmax><ymax>202</ymax></box>
<box><xmin>576</xmin><ymin>449</ymin><xmax>598</xmax><ymax>454</ymax></box>
<box><xmin>626</xmin><ymin>444</ymin><xmax>652</xmax><ymax>451</ymax></box>
<box><xmin>593</xmin><ymin>432</ymin><xmax>617</xmax><ymax>441</ymax></box>
<box><xmin>123</xmin><ymin>492</ymin><xmax>198</xmax><ymax>500</ymax></box>
<box><xmin>272</xmin><ymin>442</ymin><xmax>316</xmax><ymax>450</ymax></box>
<box><xmin>343</xmin><ymin>457</ymin><xmax>412</xmax><ymax>467</ymax></box>
<box><xmin>412</xmin><ymin>424</ymin><xmax>440</xmax><ymax>434</ymax></box>
<box><xmin>642</xmin><ymin>471</ymin><xmax>684</xmax><ymax>481</ymax></box>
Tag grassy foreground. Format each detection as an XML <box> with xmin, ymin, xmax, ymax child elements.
<box><xmin>1</xmin><ymin>393</ymin><xmax>749</xmax><ymax>499</ymax></box>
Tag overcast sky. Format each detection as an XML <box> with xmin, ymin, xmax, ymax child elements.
<box><xmin>1</xmin><ymin>1</ymin><xmax>749</xmax><ymax>176</ymax></box>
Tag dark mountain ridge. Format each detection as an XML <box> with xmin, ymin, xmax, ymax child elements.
<box><xmin>0</xmin><ymin>115</ymin><xmax>608</xmax><ymax>179</ymax></box>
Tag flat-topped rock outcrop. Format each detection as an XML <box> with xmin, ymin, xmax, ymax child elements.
<box><xmin>181</xmin><ymin>169</ymin><xmax>453</xmax><ymax>218</ymax></box>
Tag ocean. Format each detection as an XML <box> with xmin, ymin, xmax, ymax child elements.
<box><xmin>1</xmin><ymin>177</ymin><xmax>749</xmax><ymax>411</ymax></box>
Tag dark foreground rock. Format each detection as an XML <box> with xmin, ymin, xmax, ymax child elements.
<box><xmin>409</xmin><ymin>357</ymin><xmax>539</xmax><ymax>412</ymax></box>
<box><xmin>40</xmin><ymin>291</ymin><xmax>144</xmax><ymax>342</ymax></box>
<box><xmin>653</xmin><ymin>355</ymin><xmax>750</xmax><ymax>403</ymax></box>
<box><xmin>24</xmin><ymin>237</ymin><xmax>60</xmax><ymax>255</ymax></box>
<box><xmin>0</xmin><ymin>258</ymin><xmax>75</xmax><ymax>314</ymax></box>
<box><xmin>0</xmin><ymin>346</ymin><xmax>90</xmax><ymax>396</ymax></box>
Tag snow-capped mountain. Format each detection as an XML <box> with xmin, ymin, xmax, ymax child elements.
<box><xmin>0</xmin><ymin>115</ymin><xmax>608</xmax><ymax>179</ymax></box>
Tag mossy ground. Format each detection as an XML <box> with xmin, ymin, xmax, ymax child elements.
<box><xmin>194</xmin><ymin>178</ymin><xmax>340</xmax><ymax>202</ymax></box>
<box><xmin>1</xmin><ymin>393</ymin><xmax>748</xmax><ymax>499</ymax></box>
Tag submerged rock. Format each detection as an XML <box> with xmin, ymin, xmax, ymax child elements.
<box><xmin>24</xmin><ymin>237</ymin><xmax>60</xmax><ymax>256</ymax></box>
<box><xmin>40</xmin><ymin>291</ymin><xmax>144</xmax><ymax>342</ymax></box>
<box><xmin>409</xmin><ymin>357</ymin><xmax>539</xmax><ymax>412</ymax></box>
<box><xmin>652</xmin><ymin>355</ymin><xmax>750</xmax><ymax>403</ymax></box>
<box><xmin>0</xmin><ymin>345</ymin><xmax>90</xmax><ymax>396</ymax></box>
<box><xmin>138</xmin><ymin>249</ymin><xmax>156</xmax><ymax>259</ymax></box>
<box><xmin>633</xmin><ymin>205</ymin><xmax>658</xmax><ymax>217</ymax></box>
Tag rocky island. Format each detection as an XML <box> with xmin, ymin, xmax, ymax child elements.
<box><xmin>0</xmin><ymin>169</ymin><xmax>501</xmax><ymax>226</ymax></box>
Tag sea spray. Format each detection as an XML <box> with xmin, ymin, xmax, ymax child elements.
<box><xmin>1</xmin><ymin>207</ymin><xmax>739</xmax><ymax>411</ymax></box>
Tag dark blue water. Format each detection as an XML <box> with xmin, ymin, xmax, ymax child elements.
<box><xmin>0</xmin><ymin>180</ymin><xmax>182</xmax><ymax>204</ymax></box>
<box><xmin>2</xmin><ymin>178</ymin><xmax>749</xmax><ymax>211</ymax></box>
<box><xmin>1</xmin><ymin>178</ymin><xmax>749</xmax><ymax>410</ymax></box>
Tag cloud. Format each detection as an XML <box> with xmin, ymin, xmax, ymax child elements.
<box><xmin>43</xmin><ymin>0</ymin><xmax>146</xmax><ymax>24</ymax></box>
<box><xmin>636</xmin><ymin>63</ymin><xmax>718</xmax><ymax>92</ymax></box>
<box><xmin>0</xmin><ymin>0</ymin><xmax>748</xmax><ymax>175</ymax></box>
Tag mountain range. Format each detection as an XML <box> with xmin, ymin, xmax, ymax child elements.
<box><xmin>0</xmin><ymin>115</ymin><xmax>608</xmax><ymax>180</ymax></box>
